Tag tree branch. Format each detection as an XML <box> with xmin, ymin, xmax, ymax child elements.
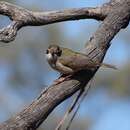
<box><xmin>0</xmin><ymin>1</ymin><xmax>111</xmax><ymax>43</ymax></box>
<box><xmin>0</xmin><ymin>0</ymin><xmax>130</xmax><ymax>130</ymax></box>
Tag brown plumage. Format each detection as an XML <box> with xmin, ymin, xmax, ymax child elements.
<box><xmin>46</xmin><ymin>44</ymin><xmax>117</xmax><ymax>75</ymax></box>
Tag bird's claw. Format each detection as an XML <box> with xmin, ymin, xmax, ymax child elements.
<box><xmin>53</xmin><ymin>75</ymin><xmax>72</xmax><ymax>85</ymax></box>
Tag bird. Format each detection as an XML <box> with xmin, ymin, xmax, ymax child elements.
<box><xmin>46</xmin><ymin>44</ymin><xmax>116</xmax><ymax>84</ymax></box>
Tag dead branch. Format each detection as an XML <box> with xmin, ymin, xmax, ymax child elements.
<box><xmin>0</xmin><ymin>0</ymin><xmax>130</xmax><ymax>130</ymax></box>
<box><xmin>0</xmin><ymin>1</ymin><xmax>111</xmax><ymax>43</ymax></box>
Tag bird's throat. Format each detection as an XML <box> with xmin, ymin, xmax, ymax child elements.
<box><xmin>46</xmin><ymin>53</ymin><xmax>57</xmax><ymax>69</ymax></box>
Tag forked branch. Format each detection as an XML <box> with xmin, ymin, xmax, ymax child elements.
<box><xmin>0</xmin><ymin>0</ymin><xmax>130</xmax><ymax>130</ymax></box>
<box><xmin>0</xmin><ymin>1</ymin><xmax>111</xmax><ymax>43</ymax></box>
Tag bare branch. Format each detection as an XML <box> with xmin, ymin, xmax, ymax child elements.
<box><xmin>0</xmin><ymin>1</ymin><xmax>110</xmax><ymax>43</ymax></box>
<box><xmin>0</xmin><ymin>0</ymin><xmax>130</xmax><ymax>130</ymax></box>
<box><xmin>0</xmin><ymin>21</ymin><xmax>20</xmax><ymax>43</ymax></box>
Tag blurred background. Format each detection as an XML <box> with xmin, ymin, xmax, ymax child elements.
<box><xmin>0</xmin><ymin>0</ymin><xmax>130</xmax><ymax>130</ymax></box>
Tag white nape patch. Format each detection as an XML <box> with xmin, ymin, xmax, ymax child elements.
<box><xmin>46</xmin><ymin>53</ymin><xmax>53</xmax><ymax>60</ymax></box>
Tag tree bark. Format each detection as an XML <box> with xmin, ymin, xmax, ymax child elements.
<box><xmin>0</xmin><ymin>0</ymin><xmax>130</xmax><ymax>130</ymax></box>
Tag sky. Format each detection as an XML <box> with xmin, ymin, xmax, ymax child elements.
<box><xmin>0</xmin><ymin>0</ymin><xmax>130</xmax><ymax>130</ymax></box>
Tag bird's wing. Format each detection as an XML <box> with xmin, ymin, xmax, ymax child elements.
<box><xmin>59</xmin><ymin>48</ymin><xmax>117</xmax><ymax>71</ymax></box>
<box><xmin>58</xmin><ymin>52</ymin><xmax>97</xmax><ymax>71</ymax></box>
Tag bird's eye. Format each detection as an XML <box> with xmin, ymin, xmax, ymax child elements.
<box><xmin>57</xmin><ymin>50</ymin><xmax>62</xmax><ymax>56</ymax></box>
<box><xmin>46</xmin><ymin>49</ymin><xmax>49</xmax><ymax>54</ymax></box>
<box><xmin>57</xmin><ymin>47</ymin><xmax>60</xmax><ymax>51</ymax></box>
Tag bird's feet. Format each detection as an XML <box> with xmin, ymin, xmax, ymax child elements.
<box><xmin>53</xmin><ymin>75</ymin><xmax>72</xmax><ymax>85</ymax></box>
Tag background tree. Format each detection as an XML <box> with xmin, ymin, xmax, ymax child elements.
<box><xmin>0</xmin><ymin>0</ymin><xmax>130</xmax><ymax>130</ymax></box>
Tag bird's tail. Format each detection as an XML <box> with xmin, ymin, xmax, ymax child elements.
<box><xmin>101</xmin><ymin>63</ymin><xmax>117</xmax><ymax>70</ymax></box>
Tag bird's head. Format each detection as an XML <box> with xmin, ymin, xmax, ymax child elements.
<box><xmin>46</xmin><ymin>44</ymin><xmax>62</xmax><ymax>62</ymax></box>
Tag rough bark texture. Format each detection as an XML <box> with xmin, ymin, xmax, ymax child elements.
<box><xmin>0</xmin><ymin>0</ymin><xmax>130</xmax><ymax>130</ymax></box>
<box><xmin>0</xmin><ymin>1</ymin><xmax>112</xmax><ymax>43</ymax></box>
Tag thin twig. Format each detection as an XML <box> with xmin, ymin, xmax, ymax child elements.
<box><xmin>66</xmin><ymin>79</ymin><xmax>93</xmax><ymax>130</ymax></box>
<box><xmin>55</xmin><ymin>89</ymin><xmax>84</xmax><ymax>130</ymax></box>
